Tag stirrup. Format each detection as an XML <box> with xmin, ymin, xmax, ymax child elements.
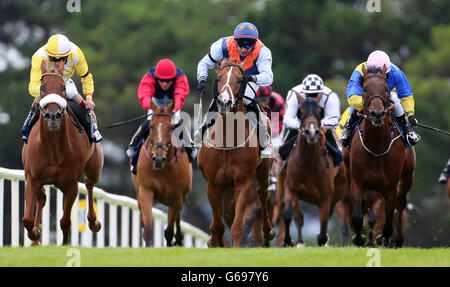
<box><xmin>438</xmin><ymin>173</ymin><xmax>448</xmax><ymax>184</ymax></box>
<box><xmin>406</xmin><ymin>132</ymin><xmax>420</xmax><ymax>146</ymax></box>
<box><xmin>260</xmin><ymin>145</ymin><xmax>274</xmax><ymax>158</ymax></box>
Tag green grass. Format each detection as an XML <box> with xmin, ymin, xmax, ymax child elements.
<box><xmin>0</xmin><ymin>246</ymin><xmax>449</xmax><ymax>267</ymax></box>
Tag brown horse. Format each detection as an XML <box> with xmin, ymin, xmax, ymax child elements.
<box><xmin>282</xmin><ymin>95</ymin><xmax>345</xmax><ymax>247</ymax></box>
<box><xmin>22</xmin><ymin>61</ymin><xmax>103</xmax><ymax>245</ymax></box>
<box><xmin>346</xmin><ymin>64</ymin><xmax>415</xmax><ymax>248</ymax></box>
<box><xmin>132</xmin><ymin>96</ymin><xmax>192</xmax><ymax>247</ymax></box>
<box><xmin>197</xmin><ymin>58</ymin><xmax>275</xmax><ymax>247</ymax></box>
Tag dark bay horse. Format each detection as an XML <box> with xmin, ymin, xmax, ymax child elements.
<box><xmin>22</xmin><ymin>61</ymin><xmax>103</xmax><ymax>245</ymax></box>
<box><xmin>132</xmin><ymin>97</ymin><xmax>192</xmax><ymax>247</ymax></box>
<box><xmin>345</xmin><ymin>64</ymin><xmax>415</xmax><ymax>248</ymax></box>
<box><xmin>197</xmin><ymin>58</ymin><xmax>275</xmax><ymax>247</ymax></box>
<box><xmin>282</xmin><ymin>95</ymin><xmax>346</xmax><ymax>247</ymax></box>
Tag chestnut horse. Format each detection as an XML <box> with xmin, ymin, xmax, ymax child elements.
<box><xmin>197</xmin><ymin>58</ymin><xmax>274</xmax><ymax>247</ymax></box>
<box><xmin>22</xmin><ymin>61</ymin><xmax>103</xmax><ymax>245</ymax></box>
<box><xmin>346</xmin><ymin>64</ymin><xmax>415</xmax><ymax>248</ymax></box>
<box><xmin>131</xmin><ymin>96</ymin><xmax>192</xmax><ymax>247</ymax></box>
<box><xmin>282</xmin><ymin>96</ymin><xmax>346</xmax><ymax>247</ymax></box>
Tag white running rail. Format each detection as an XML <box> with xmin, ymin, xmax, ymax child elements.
<box><xmin>0</xmin><ymin>167</ymin><xmax>208</xmax><ymax>248</ymax></box>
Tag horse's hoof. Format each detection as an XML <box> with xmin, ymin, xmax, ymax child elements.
<box><xmin>89</xmin><ymin>220</ymin><xmax>101</xmax><ymax>233</ymax></box>
<box><xmin>296</xmin><ymin>242</ymin><xmax>305</xmax><ymax>248</ymax></box>
<box><xmin>266</xmin><ymin>228</ymin><xmax>276</xmax><ymax>241</ymax></box>
<box><xmin>395</xmin><ymin>238</ymin><xmax>404</xmax><ymax>248</ymax></box>
<box><xmin>376</xmin><ymin>234</ymin><xmax>391</xmax><ymax>247</ymax></box>
<box><xmin>317</xmin><ymin>233</ymin><xmax>329</xmax><ymax>247</ymax></box>
<box><xmin>28</xmin><ymin>227</ymin><xmax>41</xmax><ymax>241</ymax></box>
<box><xmin>352</xmin><ymin>234</ymin><xmax>366</xmax><ymax>247</ymax></box>
<box><xmin>31</xmin><ymin>240</ymin><xmax>40</xmax><ymax>246</ymax></box>
<box><xmin>282</xmin><ymin>240</ymin><xmax>294</xmax><ymax>247</ymax></box>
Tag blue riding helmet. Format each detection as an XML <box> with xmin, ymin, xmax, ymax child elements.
<box><xmin>234</xmin><ymin>22</ymin><xmax>259</xmax><ymax>39</ymax></box>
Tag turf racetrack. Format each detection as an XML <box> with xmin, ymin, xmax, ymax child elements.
<box><xmin>1</xmin><ymin>246</ymin><xmax>449</xmax><ymax>267</ymax></box>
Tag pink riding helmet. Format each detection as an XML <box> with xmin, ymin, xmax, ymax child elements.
<box><xmin>367</xmin><ymin>50</ymin><xmax>391</xmax><ymax>72</ymax></box>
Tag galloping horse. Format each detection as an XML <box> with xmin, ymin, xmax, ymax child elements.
<box><xmin>282</xmin><ymin>95</ymin><xmax>345</xmax><ymax>246</ymax></box>
<box><xmin>22</xmin><ymin>61</ymin><xmax>103</xmax><ymax>245</ymax></box>
<box><xmin>346</xmin><ymin>64</ymin><xmax>415</xmax><ymax>247</ymax></box>
<box><xmin>132</xmin><ymin>96</ymin><xmax>192</xmax><ymax>247</ymax></box>
<box><xmin>197</xmin><ymin>58</ymin><xmax>275</xmax><ymax>247</ymax></box>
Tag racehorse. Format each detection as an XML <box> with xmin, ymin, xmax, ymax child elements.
<box><xmin>22</xmin><ymin>61</ymin><xmax>103</xmax><ymax>245</ymax></box>
<box><xmin>345</xmin><ymin>64</ymin><xmax>415</xmax><ymax>248</ymax></box>
<box><xmin>282</xmin><ymin>96</ymin><xmax>346</xmax><ymax>246</ymax></box>
<box><xmin>132</xmin><ymin>97</ymin><xmax>192</xmax><ymax>247</ymax></box>
<box><xmin>197</xmin><ymin>58</ymin><xmax>275</xmax><ymax>247</ymax></box>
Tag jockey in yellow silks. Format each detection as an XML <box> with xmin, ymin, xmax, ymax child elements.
<box><xmin>21</xmin><ymin>34</ymin><xmax>102</xmax><ymax>143</ymax></box>
<box><xmin>340</xmin><ymin>50</ymin><xmax>420</xmax><ymax>147</ymax></box>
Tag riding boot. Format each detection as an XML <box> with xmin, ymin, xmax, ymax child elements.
<box><xmin>194</xmin><ymin>99</ymin><xmax>218</xmax><ymax>144</ymax></box>
<box><xmin>438</xmin><ymin>158</ymin><xmax>450</xmax><ymax>184</ymax></box>
<box><xmin>177</xmin><ymin>123</ymin><xmax>198</xmax><ymax>163</ymax></box>
<box><xmin>245</xmin><ymin>101</ymin><xmax>273</xmax><ymax>158</ymax></box>
<box><xmin>340</xmin><ymin>111</ymin><xmax>360</xmax><ymax>147</ymax></box>
<box><xmin>126</xmin><ymin>120</ymin><xmax>150</xmax><ymax>158</ymax></box>
<box><xmin>325</xmin><ymin>129</ymin><xmax>342</xmax><ymax>167</ymax></box>
<box><xmin>21</xmin><ymin>103</ymin><xmax>40</xmax><ymax>143</ymax></box>
<box><xmin>395</xmin><ymin>115</ymin><xmax>420</xmax><ymax>146</ymax></box>
<box><xmin>88</xmin><ymin>110</ymin><xmax>103</xmax><ymax>143</ymax></box>
<box><xmin>278</xmin><ymin>128</ymin><xmax>299</xmax><ymax>161</ymax></box>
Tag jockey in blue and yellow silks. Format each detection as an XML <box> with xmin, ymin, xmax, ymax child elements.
<box><xmin>340</xmin><ymin>50</ymin><xmax>420</xmax><ymax>147</ymax></box>
<box><xmin>196</xmin><ymin>22</ymin><xmax>274</xmax><ymax>158</ymax></box>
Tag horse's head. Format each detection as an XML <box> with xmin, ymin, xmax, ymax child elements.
<box><xmin>214</xmin><ymin>59</ymin><xmax>246</xmax><ymax>114</ymax></box>
<box><xmin>148</xmin><ymin>96</ymin><xmax>174</xmax><ymax>169</ymax></box>
<box><xmin>361</xmin><ymin>64</ymin><xmax>393</xmax><ymax>127</ymax></box>
<box><xmin>297</xmin><ymin>95</ymin><xmax>324</xmax><ymax>145</ymax></box>
<box><xmin>39</xmin><ymin>61</ymin><xmax>67</xmax><ymax>131</ymax></box>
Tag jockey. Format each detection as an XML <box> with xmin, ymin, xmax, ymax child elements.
<box><xmin>340</xmin><ymin>50</ymin><xmax>420</xmax><ymax>147</ymax></box>
<box><xmin>22</xmin><ymin>34</ymin><xmax>102</xmax><ymax>143</ymax></box>
<box><xmin>196</xmin><ymin>21</ymin><xmax>274</xmax><ymax>158</ymax></box>
<box><xmin>279</xmin><ymin>74</ymin><xmax>342</xmax><ymax>166</ymax></box>
<box><xmin>438</xmin><ymin>157</ymin><xmax>450</xmax><ymax>184</ymax></box>
<box><xmin>256</xmin><ymin>85</ymin><xmax>286</xmax><ymax>137</ymax></box>
<box><xmin>126</xmin><ymin>59</ymin><xmax>196</xmax><ymax>172</ymax></box>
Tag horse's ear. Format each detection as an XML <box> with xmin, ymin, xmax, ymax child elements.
<box><xmin>165</xmin><ymin>100</ymin><xmax>174</xmax><ymax>114</ymax></box>
<box><xmin>41</xmin><ymin>60</ymin><xmax>47</xmax><ymax>74</ymax></box>
<box><xmin>297</xmin><ymin>94</ymin><xmax>305</xmax><ymax>104</ymax></box>
<box><xmin>381</xmin><ymin>64</ymin><xmax>387</xmax><ymax>77</ymax></box>
<box><xmin>150</xmin><ymin>97</ymin><xmax>157</xmax><ymax>112</ymax></box>
<box><xmin>362</xmin><ymin>64</ymin><xmax>368</xmax><ymax>77</ymax></box>
<box><xmin>315</xmin><ymin>93</ymin><xmax>323</xmax><ymax>103</ymax></box>
<box><xmin>239</xmin><ymin>61</ymin><xmax>245</xmax><ymax>70</ymax></box>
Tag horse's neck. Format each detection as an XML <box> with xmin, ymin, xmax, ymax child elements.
<box><xmin>295</xmin><ymin>135</ymin><xmax>322</xmax><ymax>163</ymax></box>
<box><xmin>215</xmin><ymin>107</ymin><xmax>250</xmax><ymax>145</ymax></box>
<box><xmin>38</xmin><ymin>113</ymin><xmax>70</xmax><ymax>155</ymax></box>
<box><xmin>361</xmin><ymin>117</ymin><xmax>391</xmax><ymax>151</ymax></box>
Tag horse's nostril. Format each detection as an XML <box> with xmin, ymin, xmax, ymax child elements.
<box><xmin>56</xmin><ymin>113</ymin><xmax>62</xmax><ymax>119</ymax></box>
<box><xmin>44</xmin><ymin>113</ymin><xmax>51</xmax><ymax>120</ymax></box>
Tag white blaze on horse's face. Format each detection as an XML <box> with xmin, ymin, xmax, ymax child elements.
<box><xmin>217</xmin><ymin>67</ymin><xmax>235</xmax><ymax>114</ymax></box>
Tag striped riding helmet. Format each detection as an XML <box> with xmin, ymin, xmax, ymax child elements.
<box><xmin>367</xmin><ymin>50</ymin><xmax>391</xmax><ymax>72</ymax></box>
<box><xmin>47</xmin><ymin>34</ymin><xmax>71</xmax><ymax>58</ymax></box>
<box><xmin>234</xmin><ymin>22</ymin><xmax>259</xmax><ymax>39</ymax></box>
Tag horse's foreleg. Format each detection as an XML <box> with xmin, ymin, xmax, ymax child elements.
<box><xmin>60</xmin><ymin>184</ymin><xmax>78</xmax><ymax>245</ymax></box>
<box><xmin>255</xmin><ymin>175</ymin><xmax>275</xmax><ymax>246</ymax></box>
<box><xmin>206</xmin><ymin>184</ymin><xmax>225</xmax><ymax>247</ymax></box>
<box><xmin>291</xmin><ymin>199</ymin><xmax>304</xmax><ymax>247</ymax></box>
<box><xmin>317</xmin><ymin>199</ymin><xmax>331</xmax><ymax>247</ymax></box>
<box><xmin>231</xmin><ymin>180</ymin><xmax>252</xmax><ymax>247</ymax></box>
<box><xmin>165</xmin><ymin>205</ymin><xmax>179</xmax><ymax>247</ymax></box>
<box><xmin>22</xmin><ymin>180</ymin><xmax>41</xmax><ymax>242</ymax></box>
<box><xmin>377</xmin><ymin>190</ymin><xmax>396</xmax><ymax>247</ymax></box>
<box><xmin>84</xmin><ymin>180</ymin><xmax>101</xmax><ymax>233</ymax></box>
<box><xmin>138</xmin><ymin>188</ymin><xmax>154</xmax><ymax>247</ymax></box>
<box><xmin>336</xmin><ymin>200</ymin><xmax>349</xmax><ymax>247</ymax></box>
<box><xmin>174</xmin><ymin>212</ymin><xmax>184</xmax><ymax>246</ymax></box>
<box><xmin>282</xmin><ymin>197</ymin><xmax>294</xmax><ymax>247</ymax></box>
<box><xmin>31</xmin><ymin>187</ymin><xmax>46</xmax><ymax>245</ymax></box>
<box><xmin>350</xmin><ymin>181</ymin><xmax>366</xmax><ymax>247</ymax></box>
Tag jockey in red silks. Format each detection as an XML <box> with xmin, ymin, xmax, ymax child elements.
<box><xmin>256</xmin><ymin>85</ymin><xmax>285</xmax><ymax>137</ymax></box>
<box><xmin>126</xmin><ymin>59</ymin><xmax>196</xmax><ymax>174</ymax></box>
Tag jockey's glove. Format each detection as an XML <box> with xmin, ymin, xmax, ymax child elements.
<box><xmin>243</xmin><ymin>74</ymin><xmax>257</xmax><ymax>83</ymax></box>
<box><xmin>197</xmin><ymin>80</ymin><xmax>207</xmax><ymax>94</ymax></box>
<box><xmin>408</xmin><ymin>115</ymin><xmax>418</xmax><ymax>127</ymax></box>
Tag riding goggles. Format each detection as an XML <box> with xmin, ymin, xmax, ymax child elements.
<box><xmin>49</xmin><ymin>56</ymin><xmax>68</xmax><ymax>62</ymax></box>
<box><xmin>158</xmin><ymin>78</ymin><xmax>174</xmax><ymax>83</ymax></box>
<box><xmin>236</xmin><ymin>39</ymin><xmax>256</xmax><ymax>49</ymax></box>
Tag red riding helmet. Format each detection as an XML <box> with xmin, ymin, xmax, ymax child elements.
<box><xmin>155</xmin><ymin>58</ymin><xmax>176</xmax><ymax>79</ymax></box>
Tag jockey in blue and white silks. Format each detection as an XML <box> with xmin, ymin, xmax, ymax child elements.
<box><xmin>340</xmin><ymin>50</ymin><xmax>420</xmax><ymax>147</ymax></box>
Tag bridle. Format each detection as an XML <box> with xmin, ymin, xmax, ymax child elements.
<box><xmin>359</xmin><ymin>73</ymin><xmax>394</xmax><ymax>118</ymax></box>
<box><xmin>147</xmin><ymin>112</ymin><xmax>173</xmax><ymax>158</ymax></box>
<box><xmin>39</xmin><ymin>72</ymin><xmax>67</xmax><ymax>117</ymax></box>
<box><xmin>213</xmin><ymin>63</ymin><xmax>248</xmax><ymax>111</ymax></box>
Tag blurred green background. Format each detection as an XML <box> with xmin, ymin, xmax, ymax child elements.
<box><xmin>0</xmin><ymin>0</ymin><xmax>448</xmax><ymax>247</ymax></box>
